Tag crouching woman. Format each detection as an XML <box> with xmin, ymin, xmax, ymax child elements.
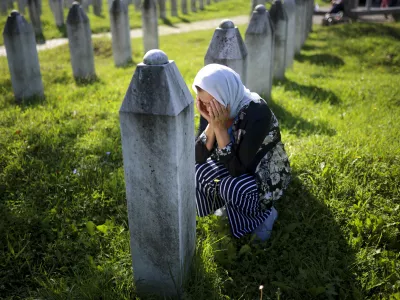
<box><xmin>194</xmin><ymin>64</ymin><xmax>291</xmax><ymax>241</ymax></box>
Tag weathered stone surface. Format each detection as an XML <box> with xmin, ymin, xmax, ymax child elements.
<box><xmin>110</xmin><ymin>0</ymin><xmax>132</xmax><ymax>67</ymax></box>
<box><xmin>250</xmin><ymin>0</ymin><xmax>264</xmax><ymax>13</ymax></box>
<box><xmin>64</xmin><ymin>0</ymin><xmax>74</xmax><ymax>7</ymax></box>
<box><xmin>92</xmin><ymin>0</ymin><xmax>101</xmax><ymax>15</ymax></box>
<box><xmin>141</xmin><ymin>0</ymin><xmax>158</xmax><ymax>52</ymax></box>
<box><xmin>16</xmin><ymin>0</ymin><xmax>26</xmax><ymax>13</ymax></box>
<box><xmin>119</xmin><ymin>49</ymin><xmax>196</xmax><ymax>297</ymax></box>
<box><xmin>158</xmin><ymin>0</ymin><xmax>166</xmax><ymax>19</ymax></box>
<box><xmin>27</xmin><ymin>0</ymin><xmax>43</xmax><ymax>41</ymax></box>
<box><xmin>283</xmin><ymin>0</ymin><xmax>295</xmax><ymax>69</ymax></box>
<box><xmin>3</xmin><ymin>10</ymin><xmax>44</xmax><ymax>101</ymax></box>
<box><xmin>66</xmin><ymin>2</ymin><xmax>96</xmax><ymax>80</ymax></box>
<box><xmin>205</xmin><ymin>19</ymin><xmax>248</xmax><ymax>84</ymax></box>
<box><xmin>1</xmin><ymin>1</ymin><xmax>8</xmax><ymax>15</ymax></box>
<box><xmin>294</xmin><ymin>0</ymin><xmax>306</xmax><ymax>53</ymax></box>
<box><xmin>245</xmin><ymin>4</ymin><xmax>274</xmax><ymax>99</ymax></box>
<box><xmin>269</xmin><ymin>0</ymin><xmax>288</xmax><ymax>80</ymax></box>
<box><xmin>171</xmin><ymin>0</ymin><xmax>177</xmax><ymax>16</ymax></box>
<box><xmin>181</xmin><ymin>0</ymin><xmax>187</xmax><ymax>14</ymax></box>
<box><xmin>49</xmin><ymin>0</ymin><xmax>64</xmax><ymax>26</ymax></box>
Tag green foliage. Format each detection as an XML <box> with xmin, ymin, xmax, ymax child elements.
<box><xmin>1</xmin><ymin>21</ymin><xmax>400</xmax><ymax>299</ymax></box>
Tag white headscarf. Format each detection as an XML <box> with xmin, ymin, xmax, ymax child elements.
<box><xmin>192</xmin><ymin>64</ymin><xmax>261</xmax><ymax>119</ymax></box>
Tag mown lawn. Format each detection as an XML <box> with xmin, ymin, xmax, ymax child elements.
<box><xmin>1</xmin><ymin>0</ymin><xmax>254</xmax><ymax>46</ymax></box>
<box><xmin>0</xmin><ymin>20</ymin><xmax>399</xmax><ymax>299</ymax></box>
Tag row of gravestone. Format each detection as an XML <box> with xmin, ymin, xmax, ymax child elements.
<box><xmin>118</xmin><ymin>0</ymin><xmax>313</xmax><ymax>289</ymax></box>
<box><xmin>0</xmin><ymin>0</ymin><xmax>219</xmax><ymax>32</ymax></box>
<box><xmin>2</xmin><ymin>0</ymin><xmax>313</xmax><ymax>102</ymax></box>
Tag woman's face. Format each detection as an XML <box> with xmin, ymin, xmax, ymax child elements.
<box><xmin>197</xmin><ymin>89</ymin><xmax>214</xmax><ymax>110</ymax></box>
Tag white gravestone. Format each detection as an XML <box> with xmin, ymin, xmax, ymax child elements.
<box><xmin>158</xmin><ymin>0</ymin><xmax>166</xmax><ymax>19</ymax></box>
<box><xmin>27</xmin><ymin>0</ymin><xmax>43</xmax><ymax>43</ymax></box>
<box><xmin>269</xmin><ymin>0</ymin><xmax>288</xmax><ymax>80</ymax></box>
<box><xmin>17</xmin><ymin>0</ymin><xmax>26</xmax><ymax>14</ymax></box>
<box><xmin>141</xmin><ymin>0</ymin><xmax>159</xmax><ymax>53</ymax></box>
<box><xmin>181</xmin><ymin>0</ymin><xmax>187</xmax><ymax>14</ymax></box>
<box><xmin>93</xmin><ymin>0</ymin><xmax>101</xmax><ymax>15</ymax></box>
<box><xmin>1</xmin><ymin>1</ymin><xmax>8</xmax><ymax>15</ymax></box>
<box><xmin>245</xmin><ymin>5</ymin><xmax>275</xmax><ymax>99</ymax></box>
<box><xmin>119</xmin><ymin>49</ymin><xmax>196</xmax><ymax>297</ymax></box>
<box><xmin>283</xmin><ymin>0</ymin><xmax>296</xmax><ymax>69</ymax></box>
<box><xmin>3</xmin><ymin>11</ymin><xmax>44</xmax><ymax>101</ymax></box>
<box><xmin>49</xmin><ymin>0</ymin><xmax>64</xmax><ymax>26</ymax></box>
<box><xmin>294</xmin><ymin>0</ymin><xmax>305</xmax><ymax>54</ymax></box>
<box><xmin>205</xmin><ymin>19</ymin><xmax>248</xmax><ymax>84</ymax></box>
<box><xmin>171</xmin><ymin>0</ymin><xmax>177</xmax><ymax>16</ymax></box>
<box><xmin>110</xmin><ymin>0</ymin><xmax>132</xmax><ymax>67</ymax></box>
<box><xmin>66</xmin><ymin>2</ymin><xmax>96</xmax><ymax>80</ymax></box>
<box><xmin>64</xmin><ymin>0</ymin><xmax>74</xmax><ymax>7</ymax></box>
<box><xmin>251</xmin><ymin>0</ymin><xmax>264</xmax><ymax>13</ymax></box>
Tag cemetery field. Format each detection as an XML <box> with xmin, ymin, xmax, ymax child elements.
<box><xmin>1</xmin><ymin>0</ymin><xmax>254</xmax><ymax>46</ymax></box>
<box><xmin>0</xmin><ymin>21</ymin><xmax>400</xmax><ymax>299</ymax></box>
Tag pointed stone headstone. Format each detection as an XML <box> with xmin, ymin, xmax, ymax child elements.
<box><xmin>245</xmin><ymin>5</ymin><xmax>274</xmax><ymax>99</ymax></box>
<box><xmin>110</xmin><ymin>0</ymin><xmax>132</xmax><ymax>66</ymax></box>
<box><xmin>93</xmin><ymin>0</ymin><xmax>101</xmax><ymax>15</ymax></box>
<box><xmin>119</xmin><ymin>49</ymin><xmax>196</xmax><ymax>297</ymax></box>
<box><xmin>1</xmin><ymin>1</ymin><xmax>8</xmax><ymax>15</ymax></box>
<box><xmin>27</xmin><ymin>0</ymin><xmax>43</xmax><ymax>41</ymax></box>
<box><xmin>49</xmin><ymin>0</ymin><xmax>64</xmax><ymax>26</ymax></box>
<box><xmin>17</xmin><ymin>0</ymin><xmax>26</xmax><ymax>13</ymax></box>
<box><xmin>283</xmin><ymin>0</ymin><xmax>296</xmax><ymax>69</ymax></box>
<box><xmin>294</xmin><ymin>0</ymin><xmax>305</xmax><ymax>54</ymax></box>
<box><xmin>171</xmin><ymin>0</ymin><xmax>177</xmax><ymax>16</ymax></box>
<box><xmin>181</xmin><ymin>0</ymin><xmax>187</xmax><ymax>14</ymax></box>
<box><xmin>250</xmin><ymin>0</ymin><xmax>264</xmax><ymax>13</ymax></box>
<box><xmin>3</xmin><ymin>10</ymin><xmax>44</xmax><ymax>101</ymax></box>
<box><xmin>66</xmin><ymin>2</ymin><xmax>96</xmax><ymax>80</ymax></box>
<box><xmin>269</xmin><ymin>0</ymin><xmax>288</xmax><ymax>80</ymax></box>
<box><xmin>205</xmin><ymin>19</ymin><xmax>248</xmax><ymax>84</ymax></box>
<box><xmin>158</xmin><ymin>0</ymin><xmax>166</xmax><ymax>19</ymax></box>
<box><xmin>141</xmin><ymin>0</ymin><xmax>159</xmax><ymax>53</ymax></box>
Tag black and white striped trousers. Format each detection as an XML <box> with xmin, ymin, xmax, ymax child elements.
<box><xmin>196</xmin><ymin>159</ymin><xmax>273</xmax><ymax>238</ymax></box>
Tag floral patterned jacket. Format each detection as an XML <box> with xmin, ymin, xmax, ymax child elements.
<box><xmin>195</xmin><ymin>99</ymin><xmax>291</xmax><ymax>209</ymax></box>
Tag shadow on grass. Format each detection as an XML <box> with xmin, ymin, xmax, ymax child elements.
<box><xmin>75</xmin><ymin>75</ymin><xmax>101</xmax><ymax>86</ymax></box>
<box><xmin>162</xmin><ymin>17</ymin><xmax>179</xmax><ymax>28</ymax></box>
<box><xmin>56</xmin><ymin>24</ymin><xmax>67</xmax><ymax>38</ymax></box>
<box><xmin>120</xmin><ymin>59</ymin><xmax>137</xmax><ymax>69</ymax></box>
<box><xmin>276</xmin><ymin>78</ymin><xmax>342</xmax><ymax>106</ymax></box>
<box><xmin>191</xmin><ymin>175</ymin><xmax>361</xmax><ymax>299</ymax></box>
<box><xmin>35</xmin><ymin>33</ymin><xmax>46</xmax><ymax>45</ymax></box>
<box><xmin>178</xmin><ymin>16</ymin><xmax>191</xmax><ymax>23</ymax></box>
<box><xmin>295</xmin><ymin>53</ymin><xmax>345</xmax><ymax>67</ymax></box>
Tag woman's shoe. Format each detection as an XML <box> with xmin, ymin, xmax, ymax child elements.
<box><xmin>253</xmin><ymin>207</ymin><xmax>278</xmax><ymax>242</ymax></box>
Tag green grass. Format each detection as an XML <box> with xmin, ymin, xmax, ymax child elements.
<box><xmin>0</xmin><ymin>0</ymin><xmax>253</xmax><ymax>46</ymax></box>
<box><xmin>1</xmin><ymin>21</ymin><xmax>400</xmax><ymax>299</ymax></box>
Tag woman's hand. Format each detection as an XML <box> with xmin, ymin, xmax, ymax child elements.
<box><xmin>196</xmin><ymin>96</ymin><xmax>212</xmax><ymax>124</ymax></box>
<box><xmin>208</xmin><ymin>99</ymin><xmax>230</xmax><ymax>131</ymax></box>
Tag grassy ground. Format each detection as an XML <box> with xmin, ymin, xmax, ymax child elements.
<box><xmin>1</xmin><ymin>0</ymin><xmax>254</xmax><ymax>46</ymax></box>
<box><xmin>1</xmin><ymin>21</ymin><xmax>399</xmax><ymax>300</ymax></box>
